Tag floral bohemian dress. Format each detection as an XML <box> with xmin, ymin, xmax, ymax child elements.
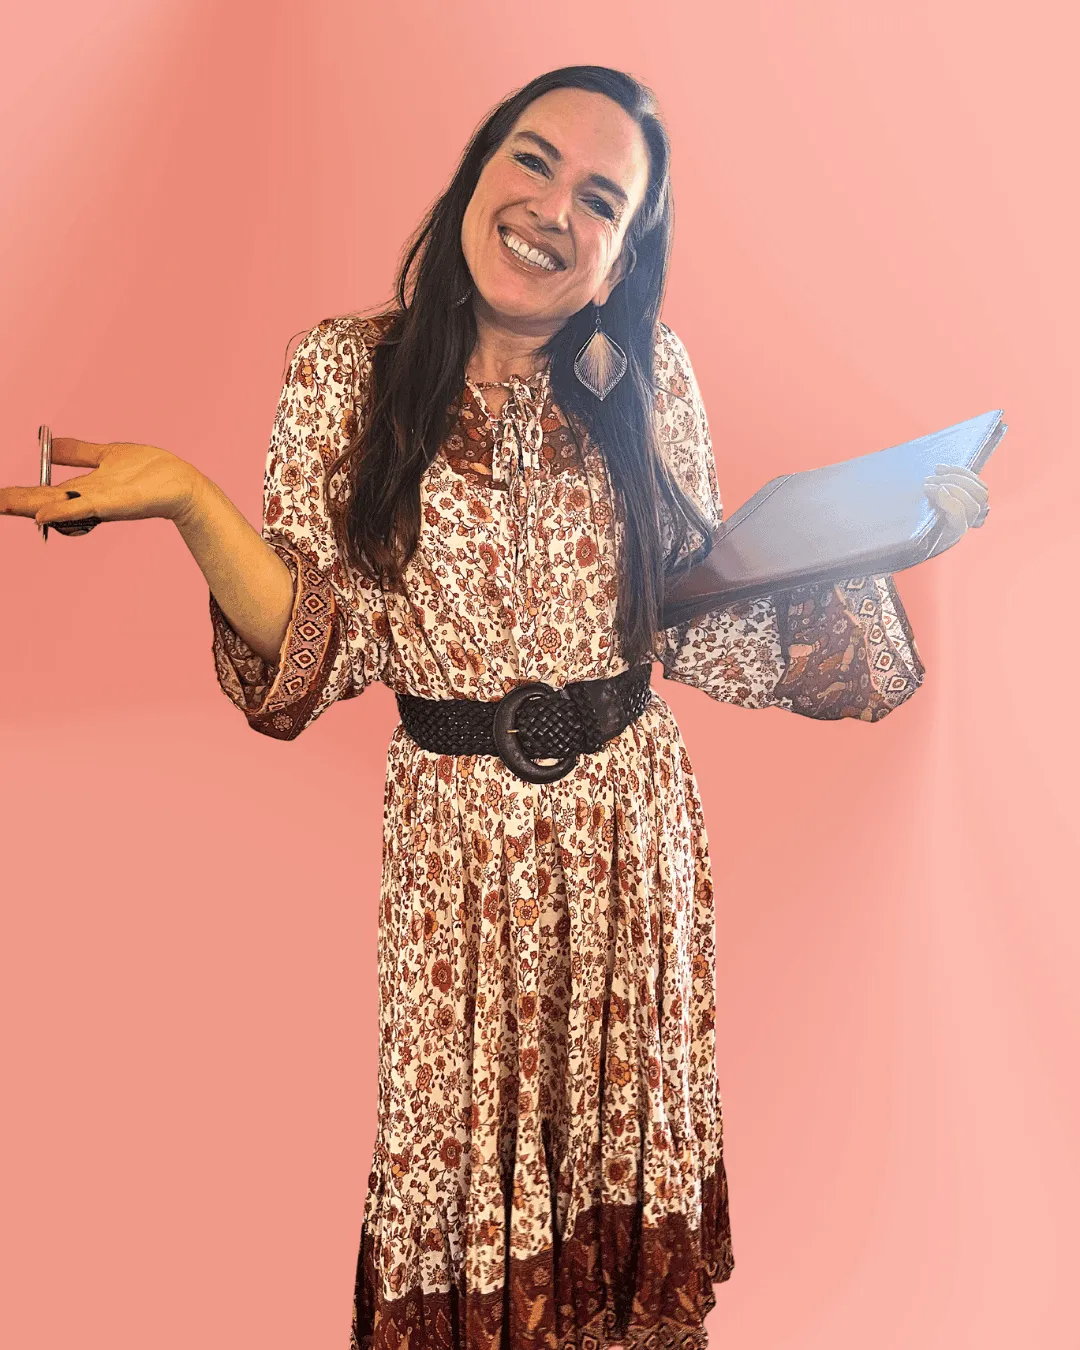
<box><xmin>210</xmin><ymin>312</ymin><xmax>925</xmax><ymax>1350</ymax></box>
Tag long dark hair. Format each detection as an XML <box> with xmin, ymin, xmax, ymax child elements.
<box><xmin>327</xmin><ymin>65</ymin><xmax>716</xmax><ymax>667</ymax></box>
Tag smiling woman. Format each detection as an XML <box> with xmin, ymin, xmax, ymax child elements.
<box><xmin>0</xmin><ymin>62</ymin><xmax>990</xmax><ymax>1350</ymax></box>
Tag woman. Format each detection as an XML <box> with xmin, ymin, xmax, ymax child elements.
<box><xmin>1</xmin><ymin>66</ymin><xmax>987</xmax><ymax>1350</ymax></box>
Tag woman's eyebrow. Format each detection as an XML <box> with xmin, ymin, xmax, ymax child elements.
<box><xmin>511</xmin><ymin>130</ymin><xmax>629</xmax><ymax>207</ymax></box>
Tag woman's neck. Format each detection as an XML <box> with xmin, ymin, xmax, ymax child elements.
<box><xmin>465</xmin><ymin>304</ymin><xmax>559</xmax><ymax>384</ymax></box>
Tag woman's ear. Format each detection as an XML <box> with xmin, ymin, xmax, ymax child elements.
<box><xmin>594</xmin><ymin>246</ymin><xmax>636</xmax><ymax>307</ymax></box>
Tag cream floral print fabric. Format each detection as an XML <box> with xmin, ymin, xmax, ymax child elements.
<box><xmin>211</xmin><ymin>313</ymin><xmax>925</xmax><ymax>1350</ymax></box>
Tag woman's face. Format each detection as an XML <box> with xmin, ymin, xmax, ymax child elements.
<box><xmin>461</xmin><ymin>88</ymin><xmax>651</xmax><ymax>334</ymax></box>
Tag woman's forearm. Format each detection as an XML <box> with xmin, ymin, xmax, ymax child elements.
<box><xmin>174</xmin><ymin>471</ymin><xmax>295</xmax><ymax>663</ymax></box>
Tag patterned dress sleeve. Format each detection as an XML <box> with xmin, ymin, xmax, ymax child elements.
<box><xmin>210</xmin><ymin>317</ymin><xmax>391</xmax><ymax>740</ymax></box>
<box><xmin>654</xmin><ymin>323</ymin><xmax>925</xmax><ymax>722</ymax></box>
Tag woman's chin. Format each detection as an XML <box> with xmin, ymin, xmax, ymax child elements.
<box><xmin>472</xmin><ymin>280</ymin><xmax>570</xmax><ymax>325</ymax></box>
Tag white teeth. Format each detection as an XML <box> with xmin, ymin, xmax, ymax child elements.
<box><xmin>501</xmin><ymin>229</ymin><xmax>560</xmax><ymax>271</ymax></box>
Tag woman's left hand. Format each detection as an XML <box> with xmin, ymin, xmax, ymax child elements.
<box><xmin>922</xmin><ymin>463</ymin><xmax>990</xmax><ymax>551</ymax></box>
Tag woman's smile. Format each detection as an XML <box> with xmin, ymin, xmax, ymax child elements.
<box><xmin>497</xmin><ymin>224</ymin><xmax>566</xmax><ymax>274</ymax></box>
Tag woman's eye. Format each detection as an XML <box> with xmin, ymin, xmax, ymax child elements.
<box><xmin>513</xmin><ymin>152</ymin><xmax>616</xmax><ymax>221</ymax></box>
<box><xmin>585</xmin><ymin>197</ymin><xmax>615</xmax><ymax>221</ymax></box>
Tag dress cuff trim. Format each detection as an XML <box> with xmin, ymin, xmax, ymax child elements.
<box><xmin>774</xmin><ymin>577</ymin><xmax>924</xmax><ymax>722</ymax></box>
<box><xmin>210</xmin><ymin>536</ymin><xmax>342</xmax><ymax>741</ymax></box>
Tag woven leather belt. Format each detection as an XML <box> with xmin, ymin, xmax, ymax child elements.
<box><xmin>396</xmin><ymin>663</ymin><xmax>653</xmax><ymax>784</ymax></box>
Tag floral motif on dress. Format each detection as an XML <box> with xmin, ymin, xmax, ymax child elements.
<box><xmin>209</xmin><ymin>311</ymin><xmax>925</xmax><ymax>1350</ymax></box>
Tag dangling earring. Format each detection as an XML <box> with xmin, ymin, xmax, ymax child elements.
<box><xmin>454</xmin><ymin>286</ymin><xmax>473</xmax><ymax>307</ymax></box>
<box><xmin>574</xmin><ymin>302</ymin><xmax>627</xmax><ymax>400</ymax></box>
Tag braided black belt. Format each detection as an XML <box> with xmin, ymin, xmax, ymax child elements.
<box><xmin>396</xmin><ymin>663</ymin><xmax>653</xmax><ymax>784</ymax></box>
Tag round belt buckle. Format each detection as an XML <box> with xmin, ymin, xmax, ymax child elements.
<box><xmin>492</xmin><ymin>681</ymin><xmax>578</xmax><ymax>784</ymax></box>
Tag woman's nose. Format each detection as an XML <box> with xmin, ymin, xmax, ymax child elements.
<box><xmin>526</xmin><ymin>184</ymin><xmax>573</xmax><ymax>233</ymax></box>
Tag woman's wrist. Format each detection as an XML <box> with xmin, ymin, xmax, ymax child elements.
<box><xmin>168</xmin><ymin>466</ymin><xmax>295</xmax><ymax>663</ymax></box>
<box><xmin>169</xmin><ymin>462</ymin><xmax>210</xmax><ymax>528</ymax></box>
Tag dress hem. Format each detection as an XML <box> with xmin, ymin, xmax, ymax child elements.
<box><xmin>350</xmin><ymin>1155</ymin><xmax>733</xmax><ymax>1350</ymax></box>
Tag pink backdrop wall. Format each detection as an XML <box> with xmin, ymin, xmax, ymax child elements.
<box><xmin>2</xmin><ymin>3</ymin><xmax>1077</xmax><ymax>1347</ymax></box>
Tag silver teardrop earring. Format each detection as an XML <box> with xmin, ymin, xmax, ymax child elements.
<box><xmin>454</xmin><ymin>286</ymin><xmax>473</xmax><ymax>307</ymax></box>
<box><xmin>573</xmin><ymin>302</ymin><xmax>627</xmax><ymax>400</ymax></box>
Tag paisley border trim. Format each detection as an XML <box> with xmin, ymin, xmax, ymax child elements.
<box><xmin>350</xmin><ymin>1156</ymin><xmax>733</xmax><ymax>1350</ymax></box>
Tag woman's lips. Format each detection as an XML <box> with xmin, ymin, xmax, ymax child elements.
<box><xmin>497</xmin><ymin>225</ymin><xmax>566</xmax><ymax>273</ymax></box>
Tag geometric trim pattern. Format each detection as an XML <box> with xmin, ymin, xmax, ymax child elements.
<box><xmin>209</xmin><ymin>536</ymin><xmax>344</xmax><ymax>741</ymax></box>
<box><xmin>773</xmin><ymin>575</ymin><xmax>925</xmax><ymax>722</ymax></box>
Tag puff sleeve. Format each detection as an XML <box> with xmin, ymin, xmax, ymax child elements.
<box><xmin>210</xmin><ymin>317</ymin><xmax>391</xmax><ymax>740</ymax></box>
<box><xmin>655</xmin><ymin>324</ymin><xmax>925</xmax><ymax>722</ymax></box>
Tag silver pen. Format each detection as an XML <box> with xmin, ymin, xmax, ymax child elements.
<box><xmin>38</xmin><ymin>424</ymin><xmax>51</xmax><ymax>543</ymax></box>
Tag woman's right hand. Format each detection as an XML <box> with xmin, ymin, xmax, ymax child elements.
<box><xmin>0</xmin><ymin>438</ymin><xmax>202</xmax><ymax>530</ymax></box>
<box><xmin>2</xmin><ymin>434</ymin><xmax>296</xmax><ymax>663</ymax></box>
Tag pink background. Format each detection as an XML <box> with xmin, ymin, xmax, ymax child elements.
<box><xmin>2</xmin><ymin>3</ymin><xmax>1077</xmax><ymax>1347</ymax></box>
